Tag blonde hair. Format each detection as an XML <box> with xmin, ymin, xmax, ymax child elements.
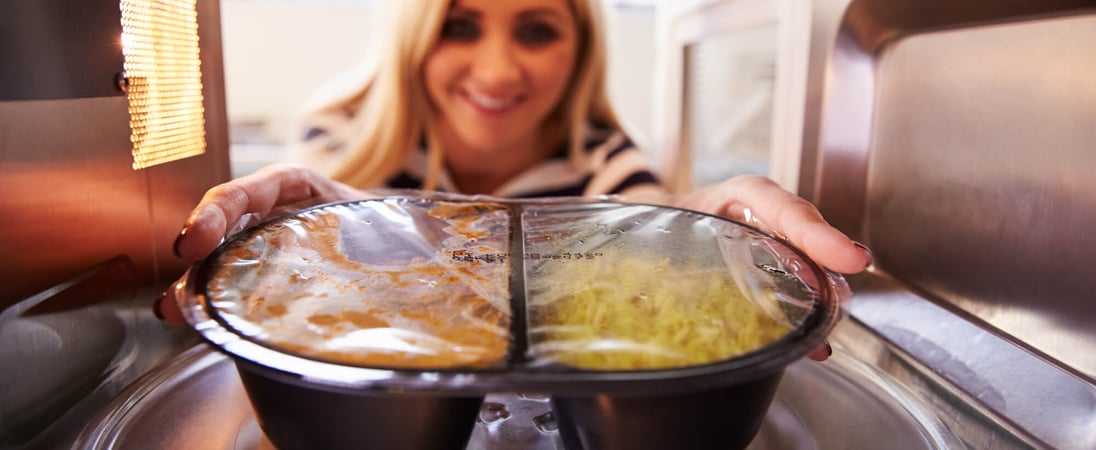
<box><xmin>301</xmin><ymin>0</ymin><xmax>620</xmax><ymax>190</ymax></box>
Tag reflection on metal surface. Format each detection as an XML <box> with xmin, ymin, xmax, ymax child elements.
<box><xmin>865</xmin><ymin>13</ymin><xmax>1096</xmax><ymax>380</ymax></box>
<box><xmin>800</xmin><ymin>1</ymin><xmax>1096</xmax><ymax>449</ymax></box>
<box><xmin>829</xmin><ymin>306</ymin><xmax>1039</xmax><ymax>450</ymax></box>
<box><xmin>74</xmin><ymin>331</ymin><xmax>966</xmax><ymax>450</ymax></box>
<box><xmin>807</xmin><ymin>0</ymin><xmax>1096</xmax><ymax>381</ymax></box>
<box><xmin>0</xmin><ymin>0</ymin><xmax>125</xmax><ymax>101</ymax></box>
<box><xmin>843</xmin><ymin>274</ymin><xmax>1096</xmax><ymax>450</ymax></box>
<box><xmin>0</xmin><ymin>0</ymin><xmax>230</xmax><ymax>447</ymax></box>
<box><xmin>0</xmin><ymin>258</ymin><xmax>198</xmax><ymax>449</ymax></box>
<box><xmin>0</xmin><ymin>0</ymin><xmax>230</xmax><ymax>311</ymax></box>
<box><xmin>0</xmin><ymin>277</ymin><xmax>126</xmax><ymax>447</ymax></box>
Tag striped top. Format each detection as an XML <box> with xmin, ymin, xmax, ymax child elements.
<box><xmin>300</xmin><ymin>123</ymin><xmax>663</xmax><ymax>198</ymax></box>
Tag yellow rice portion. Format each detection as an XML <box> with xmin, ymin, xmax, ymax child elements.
<box><xmin>530</xmin><ymin>255</ymin><xmax>790</xmax><ymax>370</ymax></box>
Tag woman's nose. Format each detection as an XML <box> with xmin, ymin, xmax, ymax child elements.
<box><xmin>470</xmin><ymin>38</ymin><xmax>522</xmax><ymax>87</ymax></box>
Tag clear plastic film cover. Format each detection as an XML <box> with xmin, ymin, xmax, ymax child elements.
<box><xmin>522</xmin><ymin>203</ymin><xmax>819</xmax><ymax>371</ymax></box>
<box><xmin>200</xmin><ymin>198</ymin><xmax>513</xmax><ymax>369</ymax></box>
<box><xmin>185</xmin><ymin>195</ymin><xmax>840</xmax><ymax>391</ymax></box>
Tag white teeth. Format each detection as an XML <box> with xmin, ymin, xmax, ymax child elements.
<box><xmin>466</xmin><ymin>92</ymin><xmax>517</xmax><ymax>111</ymax></box>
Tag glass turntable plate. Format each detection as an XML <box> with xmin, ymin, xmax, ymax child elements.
<box><xmin>75</xmin><ymin>321</ymin><xmax>960</xmax><ymax>450</ymax></box>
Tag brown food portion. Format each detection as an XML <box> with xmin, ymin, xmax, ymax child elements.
<box><xmin>206</xmin><ymin>202</ymin><xmax>512</xmax><ymax>369</ymax></box>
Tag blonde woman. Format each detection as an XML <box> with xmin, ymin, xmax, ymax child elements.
<box><xmin>295</xmin><ymin>0</ymin><xmax>662</xmax><ymax>199</ymax></box>
<box><xmin>158</xmin><ymin>0</ymin><xmax>871</xmax><ymax>360</ymax></box>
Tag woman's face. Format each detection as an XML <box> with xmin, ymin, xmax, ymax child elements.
<box><xmin>424</xmin><ymin>0</ymin><xmax>578</xmax><ymax>157</ymax></box>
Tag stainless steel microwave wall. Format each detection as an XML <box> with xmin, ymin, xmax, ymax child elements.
<box><xmin>655</xmin><ymin>0</ymin><xmax>1095</xmax><ymax>448</ymax></box>
<box><xmin>798</xmin><ymin>0</ymin><xmax>1096</xmax><ymax>448</ymax></box>
<box><xmin>0</xmin><ymin>0</ymin><xmax>230</xmax><ymax>447</ymax></box>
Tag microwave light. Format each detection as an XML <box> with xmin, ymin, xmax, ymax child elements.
<box><xmin>121</xmin><ymin>0</ymin><xmax>206</xmax><ymax>170</ymax></box>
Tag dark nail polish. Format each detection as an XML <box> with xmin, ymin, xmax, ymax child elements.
<box><xmin>152</xmin><ymin>294</ymin><xmax>166</xmax><ymax>320</ymax></box>
<box><xmin>173</xmin><ymin>226</ymin><xmax>188</xmax><ymax>258</ymax></box>
<box><xmin>853</xmin><ymin>241</ymin><xmax>874</xmax><ymax>269</ymax></box>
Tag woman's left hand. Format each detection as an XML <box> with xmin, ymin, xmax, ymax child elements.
<box><xmin>678</xmin><ymin>175</ymin><xmax>872</xmax><ymax>275</ymax></box>
<box><xmin>678</xmin><ymin>175</ymin><xmax>872</xmax><ymax>361</ymax></box>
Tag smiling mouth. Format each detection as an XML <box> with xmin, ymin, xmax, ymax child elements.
<box><xmin>464</xmin><ymin>91</ymin><xmax>522</xmax><ymax>112</ymax></box>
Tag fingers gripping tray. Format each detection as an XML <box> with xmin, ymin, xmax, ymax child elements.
<box><xmin>179</xmin><ymin>194</ymin><xmax>843</xmax><ymax>450</ymax></box>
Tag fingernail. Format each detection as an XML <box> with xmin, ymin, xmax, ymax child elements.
<box><xmin>173</xmin><ymin>226</ymin><xmax>188</xmax><ymax>259</ymax></box>
<box><xmin>853</xmin><ymin>241</ymin><xmax>874</xmax><ymax>269</ymax></box>
<box><xmin>807</xmin><ymin>341</ymin><xmax>834</xmax><ymax>361</ymax></box>
<box><xmin>152</xmin><ymin>293</ymin><xmax>166</xmax><ymax>320</ymax></box>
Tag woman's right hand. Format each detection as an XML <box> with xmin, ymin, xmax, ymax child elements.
<box><xmin>154</xmin><ymin>163</ymin><xmax>364</xmax><ymax>324</ymax></box>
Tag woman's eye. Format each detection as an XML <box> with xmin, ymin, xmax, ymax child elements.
<box><xmin>440</xmin><ymin>18</ymin><xmax>480</xmax><ymax>41</ymax></box>
<box><xmin>514</xmin><ymin>22</ymin><xmax>559</xmax><ymax>46</ymax></box>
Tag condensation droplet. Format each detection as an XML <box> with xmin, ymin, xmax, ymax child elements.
<box><xmin>517</xmin><ymin>392</ymin><xmax>550</xmax><ymax>402</ymax></box>
<box><xmin>532</xmin><ymin>411</ymin><xmax>558</xmax><ymax>433</ymax></box>
<box><xmin>478</xmin><ymin>402</ymin><xmax>511</xmax><ymax>424</ymax></box>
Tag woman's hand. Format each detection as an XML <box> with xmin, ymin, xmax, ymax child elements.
<box><xmin>677</xmin><ymin>175</ymin><xmax>872</xmax><ymax>361</ymax></box>
<box><xmin>154</xmin><ymin>163</ymin><xmax>365</xmax><ymax>323</ymax></box>
<box><xmin>678</xmin><ymin>175</ymin><xmax>871</xmax><ymax>275</ymax></box>
<box><xmin>155</xmin><ymin>170</ymin><xmax>869</xmax><ymax>362</ymax></box>
<box><xmin>172</xmin><ymin>163</ymin><xmax>363</xmax><ymax>262</ymax></box>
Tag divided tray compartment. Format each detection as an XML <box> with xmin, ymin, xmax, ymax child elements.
<box><xmin>179</xmin><ymin>195</ymin><xmax>842</xmax><ymax>450</ymax></box>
